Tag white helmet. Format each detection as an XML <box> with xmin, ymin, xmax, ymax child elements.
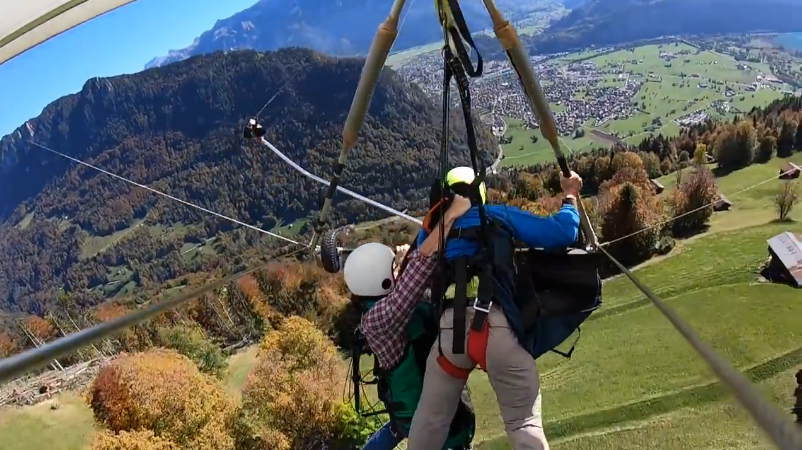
<box><xmin>343</xmin><ymin>242</ymin><xmax>396</xmax><ymax>297</ymax></box>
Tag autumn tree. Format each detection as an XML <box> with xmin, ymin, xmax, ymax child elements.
<box><xmin>669</xmin><ymin>167</ymin><xmax>718</xmax><ymax>237</ymax></box>
<box><xmin>511</xmin><ymin>172</ymin><xmax>546</xmax><ymax>201</ymax></box>
<box><xmin>639</xmin><ymin>151</ymin><xmax>662</xmax><ymax>178</ymax></box>
<box><xmin>315</xmin><ymin>275</ymin><xmax>350</xmax><ymax>342</ymax></box>
<box><xmin>796</xmin><ymin>120</ymin><xmax>802</xmax><ymax>150</ymax></box>
<box><xmin>693</xmin><ymin>143</ymin><xmax>708</xmax><ymax>166</ymax></box>
<box><xmin>235</xmin><ymin>316</ymin><xmax>361</xmax><ymax>450</ymax></box>
<box><xmin>23</xmin><ymin>315</ymin><xmax>55</xmax><ymax>343</ymax></box>
<box><xmin>777</xmin><ymin>118</ymin><xmax>798</xmax><ymax>157</ymax></box>
<box><xmin>756</xmin><ymin>135</ymin><xmax>778</xmax><ymax>163</ymax></box>
<box><xmin>192</xmin><ymin>294</ymin><xmax>241</xmax><ymax>344</ymax></box>
<box><xmin>89</xmin><ymin>430</ymin><xmax>180</xmax><ymax>450</ymax></box>
<box><xmin>600</xmin><ymin>166</ymin><xmax>652</xmax><ymax>192</ymax></box>
<box><xmin>0</xmin><ymin>331</ymin><xmax>17</xmax><ymax>358</ymax></box>
<box><xmin>254</xmin><ymin>263</ymin><xmax>312</xmax><ymax>318</ymax></box>
<box><xmin>610</xmin><ymin>151</ymin><xmax>644</xmax><ymax>173</ymax></box>
<box><xmin>223</xmin><ymin>277</ymin><xmax>268</xmax><ymax>340</ymax></box>
<box><xmin>93</xmin><ymin>303</ymin><xmax>153</xmax><ymax>352</ymax></box>
<box><xmin>659</xmin><ymin>158</ymin><xmax>672</xmax><ymax>175</ymax></box>
<box><xmin>156</xmin><ymin>325</ymin><xmax>228</xmax><ymax>378</ymax></box>
<box><xmin>486</xmin><ymin>188</ymin><xmax>506</xmax><ymax>203</ymax></box>
<box><xmin>715</xmin><ymin>121</ymin><xmax>757</xmax><ymax>171</ymax></box>
<box><xmin>600</xmin><ymin>182</ymin><xmax>664</xmax><ymax>265</ymax></box>
<box><xmin>88</xmin><ymin>349</ymin><xmax>236</xmax><ymax>450</ymax></box>
<box><xmin>774</xmin><ymin>182</ymin><xmax>799</xmax><ymax>221</ymax></box>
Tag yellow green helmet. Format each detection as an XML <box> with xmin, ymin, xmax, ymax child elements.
<box><xmin>445</xmin><ymin>166</ymin><xmax>487</xmax><ymax>205</ymax></box>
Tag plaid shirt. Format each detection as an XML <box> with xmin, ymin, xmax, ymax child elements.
<box><xmin>361</xmin><ymin>250</ymin><xmax>437</xmax><ymax>369</ymax></box>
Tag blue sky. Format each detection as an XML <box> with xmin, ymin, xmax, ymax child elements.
<box><xmin>0</xmin><ymin>0</ymin><xmax>258</xmax><ymax>136</ymax></box>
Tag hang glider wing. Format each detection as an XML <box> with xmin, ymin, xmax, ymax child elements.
<box><xmin>0</xmin><ymin>0</ymin><xmax>137</xmax><ymax>65</ymax></box>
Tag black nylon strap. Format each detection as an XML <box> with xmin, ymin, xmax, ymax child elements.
<box><xmin>448</xmin><ymin>227</ymin><xmax>482</xmax><ymax>241</ymax></box>
<box><xmin>437</xmin><ymin>2</ymin><xmax>496</xmax><ymax>357</ymax></box>
<box><xmin>452</xmin><ymin>259</ymin><xmax>468</xmax><ymax>354</ymax></box>
<box><xmin>444</xmin><ymin>49</ymin><xmax>492</xmax><ymax>258</ymax></box>
<box><xmin>351</xmin><ymin>334</ymin><xmax>362</xmax><ymax>413</ymax></box>
<box><xmin>445</xmin><ymin>0</ymin><xmax>483</xmax><ymax>77</ymax></box>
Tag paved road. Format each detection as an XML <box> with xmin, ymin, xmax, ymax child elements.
<box><xmin>489</xmin><ymin>118</ymin><xmax>507</xmax><ymax>174</ymax></box>
<box><xmin>487</xmin><ymin>95</ymin><xmax>508</xmax><ymax>175</ymax></box>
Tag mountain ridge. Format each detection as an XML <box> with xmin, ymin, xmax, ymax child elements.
<box><xmin>532</xmin><ymin>0</ymin><xmax>802</xmax><ymax>54</ymax></box>
<box><xmin>144</xmin><ymin>0</ymin><xmax>559</xmax><ymax>69</ymax></box>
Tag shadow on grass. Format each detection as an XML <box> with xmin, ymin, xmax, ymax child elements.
<box><xmin>476</xmin><ymin>346</ymin><xmax>802</xmax><ymax>449</ymax></box>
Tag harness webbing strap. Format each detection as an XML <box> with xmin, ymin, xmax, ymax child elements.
<box><xmin>439</xmin><ymin>0</ymin><xmax>483</xmax><ymax>78</ymax></box>
<box><xmin>352</xmin><ymin>332</ymin><xmax>362</xmax><ymax>413</ymax></box>
<box><xmin>452</xmin><ymin>259</ymin><xmax>468</xmax><ymax>355</ymax></box>
<box><xmin>435</xmin><ymin>0</ymin><xmax>497</xmax><ymax>363</ymax></box>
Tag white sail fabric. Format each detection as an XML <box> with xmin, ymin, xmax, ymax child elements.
<box><xmin>0</xmin><ymin>0</ymin><xmax>137</xmax><ymax>65</ymax></box>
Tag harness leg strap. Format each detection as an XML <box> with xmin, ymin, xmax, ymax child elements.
<box><xmin>437</xmin><ymin>261</ymin><xmax>493</xmax><ymax>379</ymax></box>
<box><xmin>467</xmin><ymin>321</ymin><xmax>489</xmax><ymax>371</ymax></box>
<box><xmin>469</xmin><ymin>267</ymin><xmax>493</xmax><ymax>371</ymax></box>
<box><xmin>436</xmin><ymin>316</ymin><xmax>490</xmax><ymax>378</ymax></box>
<box><xmin>436</xmin><ymin>355</ymin><xmax>472</xmax><ymax>380</ymax></box>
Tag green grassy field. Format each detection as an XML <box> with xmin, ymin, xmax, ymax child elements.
<box><xmin>657</xmin><ymin>154</ymin><xmax>802</xmax><ymax>231</ymax></box>
<box><xmin>387</xmin><ymin>42</ymin><xmax>442</xmax><ymax>68</ymax></box>
<box><xmin>0</xmin><ymin>392</ymin><xmax>96</xmax><ymax>450</ymax></box>
<box><xmin>589</xmin><ymin>43</ymin><xmax>786</xmax><ymax>138</ymax></box>
<box><xmin>500</xmin><ymin>117</ymin><xmax>601</xmax><ymax>167</ymax></box>
<box><xmin>500</xmin><ymin>42</ymin><xmax>792</xmax><ymax>168</ymax></box>
<box><xmin>4</xmin><ymin>151</ymin><xmax>800</xmax><ymax>450</ymax></box>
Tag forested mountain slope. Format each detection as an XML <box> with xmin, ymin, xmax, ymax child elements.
<box><xmin>0</xmin><ymin>48</ymin><xmax>495</xmax><ymax>314</ymax></box>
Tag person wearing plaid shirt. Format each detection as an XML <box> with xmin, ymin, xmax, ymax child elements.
<box><xmin>344</xmin><ymin>195</ymin><xmax>474</xmax><ymax>450</ymax></box>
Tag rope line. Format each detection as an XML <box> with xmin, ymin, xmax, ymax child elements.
<box><xmin>601</xmin><ymin>165</ymin><xmax>799</xmax><ymax>247</ymax></box>
<box><xmin>259</xmin><ymin>137</ymin><xmax>422</xmax><ymax>225</ymax></box>
<box><xmin>254</xmin><ymin>69</ymin><xmax>301</xmax><ymax>119</ymax></box>
<box><xmin>0</xmin><ymin>244</ymin><xmax>309</xmax><ymax>383</ymax></box>
<box><xmin>31</xmin><ymin>142</ymin><xmax>302</xmax><ymax>246</ymax></box>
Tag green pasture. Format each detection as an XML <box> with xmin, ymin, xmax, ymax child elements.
<box><xmin>500</xmin><ymin>117</ymin><xmax>601</xmax><ymax>167</ymax></box>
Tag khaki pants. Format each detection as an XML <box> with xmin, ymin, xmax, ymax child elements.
<box><xmin>407</xmin><ymin>305</ymin><xmax>549</xmax><ymax>450</ymax></box>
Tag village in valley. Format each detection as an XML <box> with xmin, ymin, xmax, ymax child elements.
<box><xmin>396</xmin><ymin>38</ymin><xmax>802</xmax><ymax>167</ymax></box>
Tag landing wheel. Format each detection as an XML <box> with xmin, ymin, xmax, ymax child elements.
<box><xmin>320</xmin><ymin>229</ymin><xmax>341</xmax><ymax>273</ymax></box>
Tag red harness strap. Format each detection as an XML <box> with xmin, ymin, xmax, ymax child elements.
<box><xmin>436</xmin><ymin>321</ymin><xmax>490</xmax><ymax>379</ymax></box>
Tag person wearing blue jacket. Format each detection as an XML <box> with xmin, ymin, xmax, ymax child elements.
<box><xmin>406</xmin><ymin>166</ymin><xmax>582</xmax><ymax>450</ymax></box>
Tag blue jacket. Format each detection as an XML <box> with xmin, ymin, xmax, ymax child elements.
<box><xmin>415</xmin><ymin>204</ymin><xmax>580</xmax><ymax>260</ymax></box>
<box><xmin>416</xmin><ymin>203</ymin><xmax>581</xmax><ymax>357</ymax></box>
